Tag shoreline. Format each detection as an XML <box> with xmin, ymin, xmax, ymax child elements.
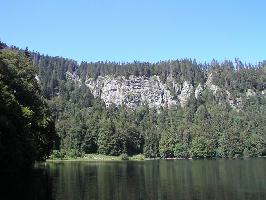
<box><xmin>46</xmin><ymin>154</ymin><xmax>145</xmax><ymax>162</ymax></box>
<box><xmin>46</xmin><ymin>154</ymin><xmax>266</xmax><ymax>162</ymax></box>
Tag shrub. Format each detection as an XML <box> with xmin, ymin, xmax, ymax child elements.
<box><xmin>131</xmin><ymin>154</ymin><xmax>145</xmax><ymax>160</ymax></box>
<box><xmin>174</xmin><ymin>143</ymin><xmax>189</xmax><ymax>158</ymax></box>
<box><xmin>120</xmin><ymin>153</ymin><xmax>129</xmax><ymax>160</ymax></box>
<box><xmin>49</xmin><ymin>150</ymin><xmax>64</xmax><ymax>159</ymax></box>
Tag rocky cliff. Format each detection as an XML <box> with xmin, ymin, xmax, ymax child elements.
<box><xmin>85</xmin><ymin>75</ymin><xmax>177</xmax><ymax>109</ymax></box>
<box><xmin>65</xmin><ymin>72</ymin><xmax>264</xmax><ymax>109</ymax></box>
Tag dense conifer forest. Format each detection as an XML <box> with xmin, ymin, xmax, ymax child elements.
<box><xmin>1</xmin><ymin>42</ymin><xmax>266</xmax><ymax>163</ymax></box>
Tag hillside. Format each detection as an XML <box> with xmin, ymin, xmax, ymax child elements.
<box><xmin>2</xmin><ymin>43</ymin><xmax>266</xmax><ymax>159</ymax></box>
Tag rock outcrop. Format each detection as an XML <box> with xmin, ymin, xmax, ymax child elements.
<box><xmin>85</xmin><ymin>75</ymin><xmax>178</xmax><ymax>109</ymax></box>
<box><xmin>195</xmin><ymin>83</ymin><xmax>204</xmax><ymax>99</ymax></box>
<box><xmin>66</xmin><ymin>71</ymin><xmax>82</xmax><ymax>86</ymax></box>
<box><xmin>206</xmin><ymin>73</ymin><xmax>220</xmax><ymax>94</ymax></box>
<box><xmin>65</xmin><ymin>71</ymin><xmax>265</xmax><ymax>110</ymax></box>
<box><xmin>178</xmin><ymin>81</ymin><xmax>194</xmax><ymax>107</ymax></box>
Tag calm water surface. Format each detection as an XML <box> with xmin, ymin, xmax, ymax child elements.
<box><xmin>2</xmin><ymin>159</ymin><xmax>266</xmax><ymax>200</ymax></box>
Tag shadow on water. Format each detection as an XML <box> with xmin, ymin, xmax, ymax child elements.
<box><xmin>0</xmin><ymin>164</ymin><xmax>53</xmax><ymax>200</ymax></box>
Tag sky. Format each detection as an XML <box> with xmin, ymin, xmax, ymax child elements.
<box><xmin>1</xmin><ymin>0</ymin><xmax>266</xmax><ymax>64</ymax></box>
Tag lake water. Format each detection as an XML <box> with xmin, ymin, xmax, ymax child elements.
<box><xmin>2</xmin><ymin>159</ymin><xmax>266</xmax><ymax>200</ymax></box>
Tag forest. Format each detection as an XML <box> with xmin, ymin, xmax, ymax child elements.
<box><xmin>1</xmin><ymin>41</ymin><xmax>266</xmax><ymax>167</ymax></box>
<box><xmin>0</xmin><ymin>42</ymin><xmax>56</xmax><ymax>170</ymax></box>
<box><xmin>31</xmin><ymin>43</ymin><xmax>266</xmax><ymax>159</ymax></box>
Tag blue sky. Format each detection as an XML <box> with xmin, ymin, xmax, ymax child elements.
<box><xmin>1</xmin><ymin>0</ymin><xmax>265</xmax><ymax>64</ymax></box>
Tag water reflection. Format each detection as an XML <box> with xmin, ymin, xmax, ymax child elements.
<box><xmin>0</xmin><ymin>166</ymin><xmax>53</xmax><ymax>200</ymax></box>
<box><xmin>2</xmin><ymin>159</ymin><xmax>266</xmax><ymax>200</ymax></box>
<box><xmin>47</xmin><ymin>159</ymin><xmax>266</xmax><ymax>200</ymax></box>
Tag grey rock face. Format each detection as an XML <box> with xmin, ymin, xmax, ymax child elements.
<box><xmin>85</xmin><ymin>75</ymin><xmax>178</xmax><ymax>109</ymax></box>
<box><xmin>206</xmin><ymin>73</ymin><xmax>220</xmax><ymax>94</ymax></box>
<box><xmin>246</xmin><ymin>89</ymin><xmax>257</xmax><ymax>97</ymax></box>
<box><xmin>178</xmin><ymin>81</ymin><xmax>194</xmax><ymax>107</ymax></box>
<box><xmin>35</xmin><ymin>75</ymin><xmax>40</xmax><ymax>83</ymax></box>
<box><xmin>65</xmin><ymin>71</ymin><xmax>263</xmax><ymax>110</ymax></box>
<box><xmin>195</xmin><ymin>83</ymin><xmax>204</xmax><ymax>99</ymax></box>
<box><xmin>66</xmin><ymin>71</ymin><xmax>82</xmax><ymax>86</ymax></box>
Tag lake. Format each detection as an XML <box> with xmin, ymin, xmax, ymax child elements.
<box><xmin>2</xmin><ymin>159</ymin><xmax>266</xmax><ymax>200</ymax></box>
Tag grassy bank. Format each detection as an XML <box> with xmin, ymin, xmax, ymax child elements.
<box><xmin>46</xmin><ymin>153</ymin><xmax>146</xmax><ymax>162</ymax></box>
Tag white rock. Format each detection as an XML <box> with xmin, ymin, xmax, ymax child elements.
<box><xmin>178</xmin><ymin>81</ymin><xmax>194</xmax><ymax>107</ymax></box>
<box><xmin>66</xmin><ymin>71</ymin><xmax>82</xmax><ymax>86</ymax></box>
<box><xmin>246</xmin><ymin>89</ymin><xmax>256</xmax><ymax>97</ymax></box>
<box><xmin>206</xmin><ymin>73</ymin><xmax>220</xmax><ymax>94</ymax></box>
<box><xmin>195</xmin><ymin>83</ymin><xmax>204</xmax><ymax>99</ymax></box>
<box><xmin>85</xmin><ymin>75</ymin><xmax>178</xmax><ymax>109</ymax></box>
<box><xmin>35</xmin><ymin>75</ymin><xmax>40</xmax><ymax>83</ymax></box>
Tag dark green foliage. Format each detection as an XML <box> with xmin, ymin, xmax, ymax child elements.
<box><xmin>0</xmin><ymin>49</ymin><xmax>56</xmax><ymax>170</ymax></box>
<box><xmin>49</xmin><ymin>149</ymin><xmax>82</xmax><ymax>159</ymax></box>
<box><xmin>143</xmin><ymin>129</ymin><xmax>159</xmax><ymax>158</ymax></box>
<box><xmin>190</xmin><ymin>137</ymin><xmax>209</xmax><ymax>158</ymax></box>
<box><xmin>174</xmin><ymin>143</ymin><xmax>189</xmax><ymax>158</ymax></box>
<box><xmin>0</xmin><ymin>40</ymin><xmax>7</xmax><ymax>49</ymax></box>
